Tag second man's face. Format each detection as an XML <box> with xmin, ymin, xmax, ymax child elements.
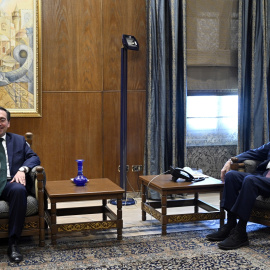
<box><xmin>0</xmin><ymin>110</ymin><xmax>10</xmax><ymax>138</ymax></box>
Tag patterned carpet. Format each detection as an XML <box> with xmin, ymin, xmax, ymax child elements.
<box><xmin>0</xmin><ymin>223</ymin><xmax>270</xmax><ymax>269</ymax></box>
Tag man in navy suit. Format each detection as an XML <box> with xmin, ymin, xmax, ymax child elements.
<box><xmin>206</xmin><ymin>144</ymin><xmax>270</xmax><ymax>250</ymax></box>
<box><xmin>0</xmin><ymin>107</ymin><xmax>40</xmax><ymax>263</ymax></box>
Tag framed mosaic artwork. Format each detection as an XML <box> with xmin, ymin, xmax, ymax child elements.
<box><xmin>0</xmin><ymin>0</ymin><xmax>41</xmax><ymax>117</ymax></box>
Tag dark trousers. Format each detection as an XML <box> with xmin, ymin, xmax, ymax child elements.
<box><xmin>221</xmin><ymin>170</ymin><xmax>270</xmax><ymax>221</ymax></box>
<box><xmin>0</xmin><ymin>181</ymin><xmax>27</xmax><ymax>244</ymax></box>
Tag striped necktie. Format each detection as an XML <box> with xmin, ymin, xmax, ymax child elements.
<box><xmin>0</xmin><ymin>138</ymin><xmax>7</xmax><ymax>196</ymax></box>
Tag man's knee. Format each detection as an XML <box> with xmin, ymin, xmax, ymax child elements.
<box><xmin>224</xmin><ymin>170</ymin><xmax>240</xmax><ymax>181</ymax></box>
<box><xmin>242</xmin><ymin>175</ymin><xmax>257</xmax><ymax>188</ymax></box>
<box><xmin>8</xmin><ymin>183</ymin><xmax>27</xmax><ymax>198</ymax></box>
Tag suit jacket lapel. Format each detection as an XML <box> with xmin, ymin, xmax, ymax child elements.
<box><xmin>257</xmin><ymin>159</ymin><xmax>270</xmax><ymax>171</ymax></box>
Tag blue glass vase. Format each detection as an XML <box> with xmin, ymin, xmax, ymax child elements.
<box><xmin>73</xmin><ymin>159</ymin><xmax>88</xmax><ymax>186</ymax></box>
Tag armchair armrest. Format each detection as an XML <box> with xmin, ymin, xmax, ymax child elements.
<box><xmin>35</xmin><ymin>166</ymin><xmax>46</xmax><ymax>217</ymax></box>
<box><xmin>29</xmin><ymin>166</ymin><xmax>46</xmax><ymax>199</ymax></box>
<box><xmin>230</xmin><ymin>157</ymin><xmax>245</xmax><ymax>171</ymax></box>
<box><xmin>30</xmin><ymin>166</ymin><xmax>46</xmax><ymax>220</ymax></box>
<box><xmin>230</xmin><ymin>157</ymin><xmax>260</xmax><ymax>174</ymax></box>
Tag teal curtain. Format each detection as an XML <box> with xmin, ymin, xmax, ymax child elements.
<box><xmin>238</xmin><ymin>0</ymin><xmax>270</xmax><ymax>152</ymax></box>
<box><xmin>144</xmin><ymin>0</ymin><xmax>186</xmax><ymax>198</ymax></box>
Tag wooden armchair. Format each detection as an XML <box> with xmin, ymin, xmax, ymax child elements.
<box><xmin>231</xmin><ymin>157</ymin><xmax>270</xmax><ymax>226</ymax></box>
<box><xmin>0</xmin><ymin>132</ymin><xmax>46</xmax><ymax>247</ymax></box>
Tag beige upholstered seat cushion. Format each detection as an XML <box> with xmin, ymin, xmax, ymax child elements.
<box><xmin>254</xmin><ymin>195</ymin><xmax>270</xmax><ymax>210</ymax></box>
<box><xmin>243</xmin><ymin>160</ymin><xmax>261</xmax><ymax>173</ymax></box>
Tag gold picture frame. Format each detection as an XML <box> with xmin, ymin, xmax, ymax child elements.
<box><xmin>0</xmin><ymin>0</ymin><xmax>42</xmax><ymax>117</ymax></box>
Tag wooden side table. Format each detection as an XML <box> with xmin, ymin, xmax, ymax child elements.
<box><xmin>140</xmin><ymin>174</ymin><xmax>225</xmax><ymax>235</ymax></box>
<box><xmin>45</xmin><ymin>178</ymin><xmax>124</xmax><ymax>245</ymax></box>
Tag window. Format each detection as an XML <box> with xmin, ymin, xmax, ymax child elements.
<box><xmin>186</xmin><ymin>1</ymin><xmax>239</xmax><ymax>147</ymax></box>
<box><xmin>186</xmin><ymin>95</ymin><xmax>238</xmax><ymax>146</ymax></box>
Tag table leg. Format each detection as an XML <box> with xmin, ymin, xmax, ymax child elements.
<box><xmin>161</xmin><ymin>194</ymin><xmax>167</xmax><ymax>235</ymax></box>
<box><xmin>194</xmin><ymin>192</ymin><xmax>199</xmax><ymax>213</ymax></box>
<box><xmin>39</xmin><ymin>198</ymin><xmax>45</xmax><ymax>247</ymax></box>
<box><xmin>117</xmin><ymin>198</ymin><xmax>123</xmax><ymax>240</ymax></box>
<box><xmin>141</xmin><ymin>183</ymin><xmax>146</xmax><ymax>221</ymax></box>
<box><xmin>51</xmin><ymin>202</ymin><xmax>57</xmax><ymax>245</ymax></box>
<box><xmin>102</xmin><ymin>199</ymin><xmax>107</xmax><ymax>220</ymax></box>
<box><xmin>220</xmin><ymin>190</ymin><xmax>225</xmax><ymax>227</ymax></box>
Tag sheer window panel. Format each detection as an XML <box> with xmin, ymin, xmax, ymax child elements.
<box><xmin>186</xmin><ymin>0</ymin><xmax>239</xmax><ymax>94</ymax></box>
<box><xmin>186</xmin><ymin>0</ymin><xmax>239</xmax><ymax>67</ymax></box>
<box><xmin>186</xmin><ymin>95</ymin><xmax>238</xmax><ymax>146</ymax></box>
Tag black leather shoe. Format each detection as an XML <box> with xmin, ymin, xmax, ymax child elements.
<box><xmin>206</xmin><ymin>224</ymin><xmax>235</xmax><ymax>241</ymax></box>
<box><xmin>218</xmin><ymin>228</ymin><xmax>249</xmax><ymax>250</ymax></box>
<box><xmin>7</xmin><ymin>244</ymin><xmax>23</xmax><ymax>263</ymax></box>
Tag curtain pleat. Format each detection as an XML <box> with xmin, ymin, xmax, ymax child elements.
<box><xmin>144</xmin><ymin>0</ymin><xmax>186</xmax><ymax>197</ymax></box>
<box><xmin>238</xmin><ymin>0</ymin><xmax>270</xmax><ymax>152</ymax></box>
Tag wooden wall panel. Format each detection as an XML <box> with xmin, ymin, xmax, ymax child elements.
<box><xmin>41</xmin><ymin>92</ymin><xmax>103</xmax><ymax>180</ymax></box>
<box><xmin>42</xmin><ymin>0</ymin><xmax>103</xmax><ymax>91</ymax></box>
<box><xmin>126</xmin><ymin>91</ymin><xmax>146</xmax><ymax>191</ymax></box>
<box><xmin>103</xmin><ymin>91</ymin><xmax>146</xmax><ymax>191</ymax></box>
<box><xmin>103</xmin><ymin>92</ymin><xmax>121</xmax><ymax>185</ymax></box>
<box><xmin>9</xmin><ymin>92</ymin><xmax>103</xmax><ymax>181</ymax></box>
<box><xmin>103</xmin><ymin>0</ymin><xmax>146</xmax><ymax>91</ymax></box>
<box><xmin>102</xmin><ymin>0</ymin><xmax>146</xmax><ymax>191</ymax></box>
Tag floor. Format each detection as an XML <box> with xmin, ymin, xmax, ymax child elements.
<box><xmin>48</xmin><ymin>192</ymin><xmax>222</xmax><ymax>242</ymax></box>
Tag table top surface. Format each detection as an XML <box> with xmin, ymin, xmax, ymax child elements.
<box><xmin>45</xmin><ymin>178</ymin><xmax>124</xmax><ymax>197</ymax></box>
<box><xmin>140</xmin><ymin>174</ymin><xmax>224</xmax><ymax>191</ymax></box>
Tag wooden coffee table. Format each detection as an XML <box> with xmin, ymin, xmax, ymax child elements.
<box><xmin>45</xmin><ymin>178</ymin><xmax>124</xmax><ymax>245</ymax></box>
<box><xmin>140</xmin><ymin>174</ymin><xmax>225</xmax><ymax>235</ymax></box>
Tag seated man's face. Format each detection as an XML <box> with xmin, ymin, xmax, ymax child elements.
<box><xmin>0</xmin><ymin>110</ymin><xmax>10</xmax><ymax>137</ymax></box>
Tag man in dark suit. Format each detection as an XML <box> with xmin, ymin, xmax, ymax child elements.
<box><xmin>0</xmin><ymin>107</ymin><xmax>40</xmax><ymax>263</ymax></box>
<box><xmin>206</xmin><ymin>144</ymin><xmax>270</xmax><ymax>250</ymax></box>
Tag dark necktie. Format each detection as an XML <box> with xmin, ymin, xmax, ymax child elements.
<box><xmin>0</xmin><ymin>138</ymin><xmax>7</xmax><ymax>196</ymax></box>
